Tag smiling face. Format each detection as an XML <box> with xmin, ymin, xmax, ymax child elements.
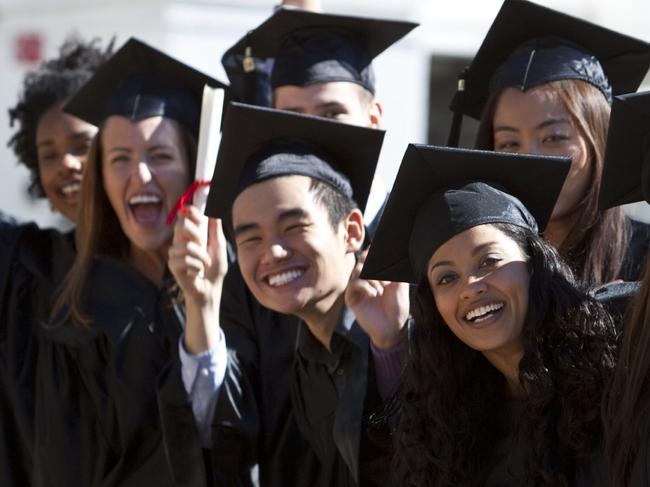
<box><xmin>427</xmin><ymin>224</ymin><xmax>530</xmax><ymax>357</ymax></box>
<box><xmin>273</xmin><ymin>81</ymin><xmax>381</xmax><ymax>128</ymax></box>
<box><xmin>232</xmin><ymin>175</ymin><xmax>363</xmax><ymax>319</ymax></box>
<box><xmin>101</xmin><ymin>115</ymin><xmax>190</xmax><ymax>254</ymax></box>
<box><xmin>36</xmin><ymin>101</ymin><xmax>97</xmax><ymax>222</ymax></box>
<box><xmin>492</xmin><ymin>86</ymin><xmax>592</xmax><ymax>221</ymax></box>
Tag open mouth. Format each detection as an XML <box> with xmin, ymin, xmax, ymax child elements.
<box><xmin>464</xmin><ymin>302</ymin><xmax>504</xmax><ymax>324</ymax></box>
<box><xmin>128</xmin><ymin>193</ymin><xmax>163</xmax><ymax>225</ymax></box>
<box><xmin>266</xmin><ymin>268</ymin><xmax>305</xmax><ymax>288</ymax></box>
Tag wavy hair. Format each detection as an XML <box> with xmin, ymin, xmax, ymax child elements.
<box><xmin>49</xmin><ymin>120</ymin><xmax>197</xmax><ymax>327</ymax></box>
<box><xmin>393</xmin><ymin>223</ymin><xmax>617</xmax><ymax>486</ymax></box>
<box><xmin>475</xmin><ymin>79</ymin><xmax>629</xmax><ymax>286</ymax></box>
<box><xmin>7</xmin><ymin>35</ymin><xmax>113</xmax><ymax>197</ymax></box>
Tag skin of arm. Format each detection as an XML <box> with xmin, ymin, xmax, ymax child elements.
<box><xmin>168</xmin><ymin>205</ymin><xmax>228</xmax><ymax>354</ymax></box>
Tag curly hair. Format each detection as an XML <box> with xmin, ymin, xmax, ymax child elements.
<box><xmin>393</xmin><ymin>223</ymin><xmax>617</xmax><ymax>486</ymax></box>
<box><xmin>7</xmin><ymin>35</ymin><xmax>113</xmax><ymax>197</ymax></box>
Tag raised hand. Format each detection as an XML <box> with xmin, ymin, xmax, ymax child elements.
<box><xmin>168</xmin><ymin>205</ymin><xmax>227</xmax><ymax>353</ymax></box>
<box><xmin>345</xmin><ymin>250</ymin><xmax>410</xmax><ymax>350</ymax></box>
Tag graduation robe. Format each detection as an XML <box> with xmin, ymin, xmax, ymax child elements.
<box><xmin>1</xmin><ymin>245</ymin><xmax>211</xmax><ymax>486</ymax></box>
<box><xmin>211</xmin><ymin>264</ymin><xmax>387</xmax><ymax>487</ymax></box>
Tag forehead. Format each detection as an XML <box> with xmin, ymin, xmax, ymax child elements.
<box><xmin>36</xmin><ymin>102</ymin><xmax>97</xmax><ymax>140</ymax></box>
<box><xmin>494</xmin><ymin>86</ymin><xmax>568</xmax><ymax>124</ymax></box>
<box><xmin>232</xmin><ymin>175</ymin><xmax>324</xmax><ymax>224</ymax></box>
<box><xmin>274</xmin><ymin>81</ymin><xmax>365</xmax><ymax>107</ymax></box>
<box><xmin>430</xmin><ymin>224</ymin><xmax>524</xmax><ymax>264</ymax></box>
<box><xmin>101</xmin><ymin>115</ymin><xmax>181</xmax><ymax>146</ymax></box>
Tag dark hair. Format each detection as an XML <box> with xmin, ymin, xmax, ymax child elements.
<box><xmin>394</xmin><ymin>223</ymin><xmax>617</xmax><ymax>486</ymax></box>
<box><xmin>474</xmin><ymin>79</ymin><xmax>629</xmax><ymax>286</ymax></box>
<box><xmin>308</xmin><ymin>177</ymin><xmax>358</xmax><ymax>228</ymax></box>
<box><xmin>7</xmin><ymin>35</ymin><xmax>113</xmax><ymax>197</ymax></box>
<box><xmin>604</xmin><ymin>251</ymin><xmax>650</xmax><ymax>487</ymax></box>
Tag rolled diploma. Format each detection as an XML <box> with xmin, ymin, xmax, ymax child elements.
<box><xmin>193</xmin><ymin>85</ymin><xmax>224</xmax><ymax>248</ymax></box>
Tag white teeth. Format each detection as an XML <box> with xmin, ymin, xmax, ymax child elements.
<box><xmin>268</xmin><ymin>269</ymin><xmax>304</xmax><ymax>287</ymax></box>
<box><xmin>129</xmin><ymin>194</ymin><xmax>161</xmax><ymax>205</ymax></box>
<box><xmin>61</xmin><ymin>182</ymin><xmax>80</xmax><ymax>195</ymax></box>
<box><xmin>465</xmin><ymin>302</ymin><xmax>504</xmax><ymax>322</ymax></box>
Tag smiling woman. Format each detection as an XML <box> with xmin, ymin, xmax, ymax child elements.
<box><xmin>360</xmin><ymin>145</ymin><xmax>618</xmax><ymax>486</ymax></box>
<box><xmin>0</xmin><ymin>38</ymin><xmax>232</xmax><ymax>486</ymax></box>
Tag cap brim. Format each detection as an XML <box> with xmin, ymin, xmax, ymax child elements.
<box><xmin>361</xmin><ymin>145</ymin><xmax>571</xmax><ymax>282</ymax></box>
<box><xmin>457</xmin><ymin>0</ymin><xmax>650</xmax><ymax>119</ymax></box>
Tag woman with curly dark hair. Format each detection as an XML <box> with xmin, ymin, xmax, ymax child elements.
<box><xmin>7</xmin><ymin>35</ymin><xmax>113</xmax><ymax>222</ymax></box>
<box><xmin>456</xmin><ymin>0</ymin><xmax>650</xmax><ymax>286</ymax></box>
<box><xmin>359</xmin><ymin>145</ymin><xmax>617</xmax><ymax>486</ymax></box>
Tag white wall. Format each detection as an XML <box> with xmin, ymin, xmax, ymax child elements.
<box><xmin>0</xmin><ymin>0</ymin><xmax>648</xmax><ymax>226</ymax></box>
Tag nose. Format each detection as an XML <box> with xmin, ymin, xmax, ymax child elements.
<box><xmin>262</xmin><ymin>241</ymin><xmax>291</xmax><ymax>264</ymax></box>
<box><xmin>133</xmin><ymin>161</ymin><xmax>153</xmax><ymax>184</ymax></box>
<box><xmin>60</xmin><ymin>153</ymin><xmax>83</xmax><ymax>172</ymax></box>
<box><xmin>520</xmin><ymin>139</ymin><xmax>541</xmax><ymax>155</ymax></box>
<box><xmin>460</xmin><ymin>274</ymin><xmax>487</xmax><ymax>300</ymax></box>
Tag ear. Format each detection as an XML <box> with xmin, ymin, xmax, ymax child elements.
<box><xmin>341</xmin><ymin>208</ymin><xmax>365</xmax><ymax>253</ymax></box>
<box><xmin>367</xmin><ymin>99</ymin><xmax>383</xmax><ymax>128</ymax></box>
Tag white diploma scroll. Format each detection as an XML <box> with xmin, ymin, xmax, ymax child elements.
<box><xmin>193</xmin><ymin>85</ymin><xmax>224</xmax><ymax>247</ymax></box>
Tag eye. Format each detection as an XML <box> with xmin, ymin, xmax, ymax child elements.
<box><xmin>435</xmin><ymin>272</ymin><xmax>457</xmax><ymax>286</ymax></box>
<box><xmin>285</xmin><ymin>222</ymin><xmax>310</xmax><ymax>234</ymax></box>
<box><xmin>321</xmin><ymin>108</ymin><xmax>347</xmax><ymax>120</ymax></box>
<box><xmin>39</xmin><ymin>152</ymin><xmax>59</xmax><ymax>164</ymax></box>
<box><xmin>150</xmin><ymin>151</ymin><xmax>175</xmax><ymax>164</ymax></box>
<box><xmin>236</xmin><ymin>235</ymin><xmax>261</xmax><ymax>248</ymax></box>
<box><xmin>72</xmin><ymin>140</ymin><xmax>92</xmax><ymax>156</ymax></box>
<box><xmin>110</xmin><ymin>154</ymin><xmax>130</xmax><ymax>164</ymax></box>
<box><xmin>542</xmin><ymin>134</ymin><xmax>570</xmax><ymax>144</ymax></box>
<box><xmin>495</xmin><ymin>140</ymin><xmax>519</xmax><ymax>151</ymax></box>
<box><xmin>479</xmin><ymin>256</ymin><xmax>502</xmax><ymax>268</ymax></box>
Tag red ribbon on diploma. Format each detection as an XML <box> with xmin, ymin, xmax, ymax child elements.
<box><xmin>165</xmin><ymin>179</ymin><xmax>212</xmax><ymax>226</ymax></box>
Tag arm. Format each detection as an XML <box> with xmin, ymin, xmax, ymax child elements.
<box><xmin>168</xmin><ymin>206</ymin><xmax>228</xmax><ymax>445</ymax></box>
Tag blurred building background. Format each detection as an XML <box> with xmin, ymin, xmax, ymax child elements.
<box><xmin>1</xmin><ymin>0</ymin><xmax>649</xmax><ymax>228</ymax></box>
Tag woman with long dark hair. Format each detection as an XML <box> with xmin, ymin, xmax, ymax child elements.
<box><xmin>359</xmin><ymin>145</ymin><xmax>617</xmax><ymax>486</ymax></box>
<box><xmin>2</xmin><ymin>38</ymin><xmax>231</xmax><ymax>486</ymax></box>
<box><xmin>459</xmin><ymin>0</ymin><xmax>650</xmax><ymax>285</ymax></box>
<box><xmin>600</xmin><ymin>90</ymin><xmax>650</xmax><ymax>487</ymax></box>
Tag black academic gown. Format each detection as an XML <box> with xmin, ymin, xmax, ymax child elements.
<box><xmin>484</xmin><ymin>400</ymin><xmax>605</xmax><ymax>486</ymax></box>
<box><xmin>628</xmin><ymin>414</ymin><xmax>650</xmax><ymax>486</ymax></box>
<box><xmin>1</xmin><ymin>250</ymin><xmax>210</xmax><ymax>486</ymax></box>
<box><xmin>212</xmin><ymin>264</ymin><xmax>386</xmax><ymax>487</ymax></box>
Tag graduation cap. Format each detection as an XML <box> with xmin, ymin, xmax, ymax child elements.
<box><xmin>599</xmin><ymin>91</ymin><xmax>650</xmax><ymax>210</ymax></box>
<box><xmin>452</xmin><ymin>0</ymin><xmax>650</xmax><ymax>121</ymax></box>
<box><xmin>360</xmin><ymin>145</ymin><xmax>571</xmax><ymax>283</ymax></box>
<box><xmin>204</xmin><ymin>102</ymin><xmax>385</xmax><ymax>227</ymax></box>
<box><xmin>223</xmin><ymin>8</ymin><xmax>417</xmax><ymax>97</ymax></box>
<box><xmin>64</xmin><ymin>37</ymin><xmax>227</xmax><ymax>135</ymax></box>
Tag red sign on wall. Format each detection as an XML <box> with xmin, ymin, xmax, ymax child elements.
<box><xmin>14</xmin><ymin>33</ymin><xmax>43</xmax><ymax>64</ymax></box>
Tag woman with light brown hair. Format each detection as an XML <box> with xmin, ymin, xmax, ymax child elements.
<box><xmin>456</xmin><ymin>0</ymin><xmax>650</xmax><ymax>286</ymax></box>
<box><xmin>1</xmin><ymin>38</ymin><xmax>232</xmax><ymax>486</ymax></box>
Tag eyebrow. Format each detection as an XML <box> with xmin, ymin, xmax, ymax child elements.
<box><xmin>37</xmin><ymin>130</ymin><xmax>94</xmax><ymax>148</ymax></box>
<box><xmin>233</xmin><ymin>208</ymin><xmax>309</xmax><ymax>239</ymax></box>
<box><xmin>429</xmin><ymin>242</ymin><xmax>499</xmax><ymax>273</ymax></box>
<box><xmin>494</xmin><ymin>117</ymin><xmax>570</xmax><ymax>134</ymax></box>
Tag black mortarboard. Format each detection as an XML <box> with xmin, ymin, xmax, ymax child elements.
<box><xmin>453</xmin><ymin>0</ymin><xmax>650</xmax><ymax>120</ymax></box>
<box><xmin>599</xmin><ymin>91</ymin><xmax>650</xmax><ymax>209</ymax></box>
<box><xmin>224</xmin><ymin>9</ymin><xmax>417</xmax><ymax>96</ymax></box>
<box><xmin>360</xmin><ymin>145</ymin><xmax>570</xmax><ymax>283</ymax></box>
<box><xmin>204</xmin><ymin>102</ymin><xmax>385</xmax><ymax>225</ymax></box>
<box><xmin>64</xmin><ymin>37</ymin><xmax>227</xmax><ymax>135</ymax></box>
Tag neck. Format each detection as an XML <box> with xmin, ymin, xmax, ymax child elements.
<box><xmin>299</xmin><ymin>292</ymin><xmax>347</xmax><ymax>352</ymax></box>
<box><xmin>128</xmin><ymin>242</ymin><xmax>170</xmax><ymax>286</ymax></box>
<box><xmin>483</xmin><ymin>344</ymin><xmax>525</xmax><ymax>398</ymax></box>
<box><xmin>544</xmin><ymin>212</ymin><xmax>579</xmax><ymax>249</ymax></box>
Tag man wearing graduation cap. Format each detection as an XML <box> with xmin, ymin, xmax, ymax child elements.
<box><xmin>169</xmin><ymin>102</ymin><xmax>409</xmax><ymax>487</ymax></box>
<box><xmin>212</xmin><ymin>8</ymin><xmax>416</xmax><ymax>486</ymax></box>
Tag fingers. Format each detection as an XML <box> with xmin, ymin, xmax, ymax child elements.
<box><xmin>173</xmin><ymin>206</ymin><xmax>206</xmax><ymax>246</ymax></box>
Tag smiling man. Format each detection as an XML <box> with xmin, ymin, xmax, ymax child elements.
<box><xmin>169</xmin><ymin>103</ymin><xmax>409</xmax><ymax>487</ymax></box>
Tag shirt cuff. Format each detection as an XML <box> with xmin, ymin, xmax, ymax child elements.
<box><xmin>371</xmin><ymin>338</ymin><xmax>407</xmax><ymax>401</ymax></box>
<box><xmin>178</xmin><ymin>330</ymin><xmax>227</xmax><ymax>394</ymax></box>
